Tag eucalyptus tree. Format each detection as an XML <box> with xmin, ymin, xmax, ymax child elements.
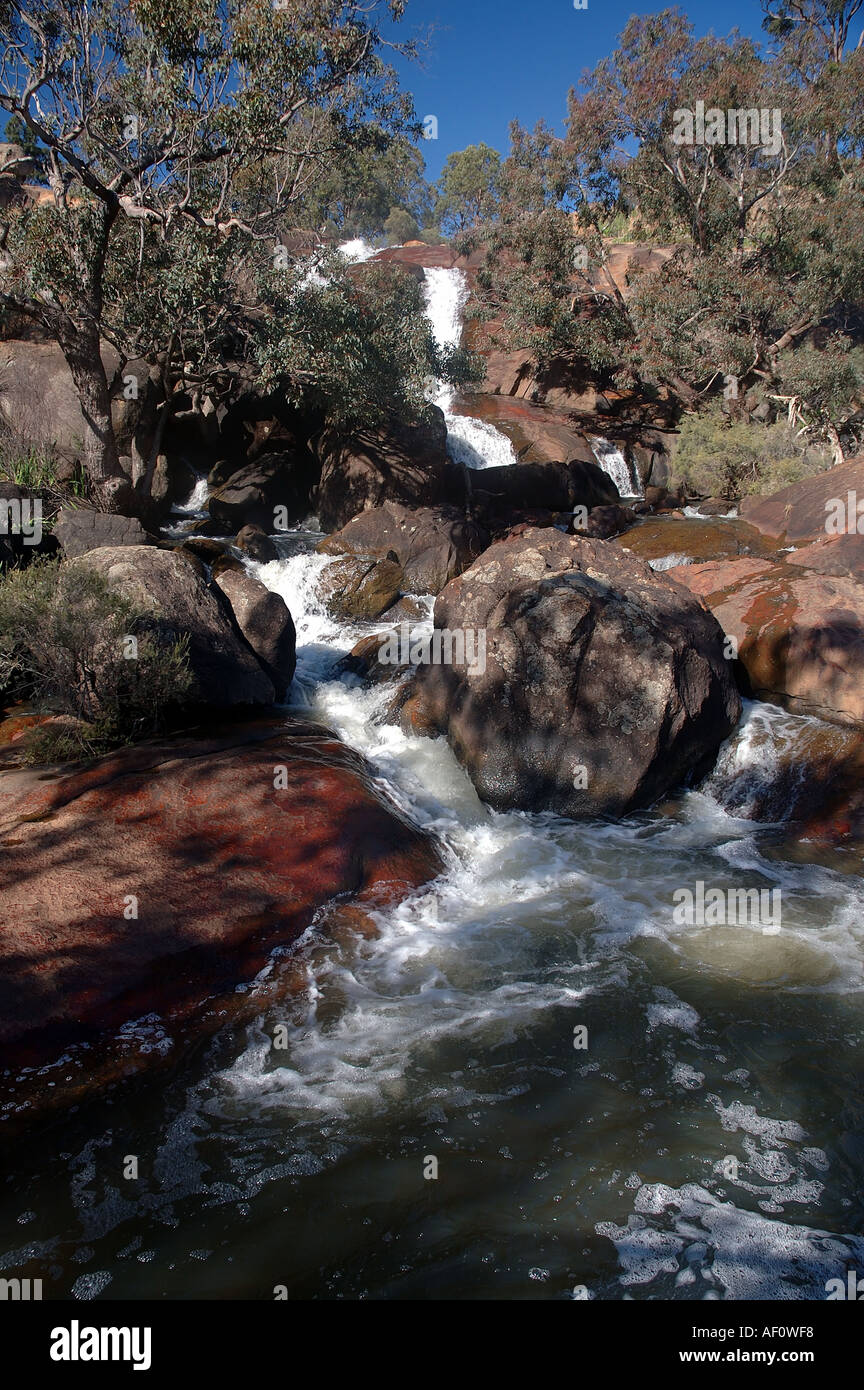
<box><xmin>0</xmin><ymin>0</ymin><xmax>429</xmax><ymax>505</ymax></box>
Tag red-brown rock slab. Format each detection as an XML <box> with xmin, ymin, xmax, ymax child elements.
<box><xmin>740</xmin><ymin>456</ymin><xmax>864</xmax><ymax>543</ymax></box>
<box><xmin>0</xmin><ymin>721</ymin><xmax>442</xmax><ymax>1066</ymax></box>
<box><xmin>667</xmin><ymin>557</ymin><xmax>864</xmax><ymax>726</ymax></box>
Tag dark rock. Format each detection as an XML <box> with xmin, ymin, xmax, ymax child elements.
<box><xmin>408</xmin><ymin>528</ymin><xmax>741</xmax><ymax>817</ymax></box>
<box><xmin>214</xmin><ymin>569</ymin><xmax>296</xmax><ymax>700</ymax></box>
<box><xmin>319</xmin><ymin>501</ymin><xmax>489</xmax><ymax>595</ymax></box>
<box><xmin>208</xmin><ymin>453</ymin><xmax>312</xmax><ymax>532</ymax></box>
<box><xmin>575</xmin><ymin>503</ymin><xmax>638</xmax><ymax>540</ymax></box>
<box><xmin>54</xmin><ymin>507</ymin><xmax>154</xmax><ymax>558</ymax></box>
<box><xmin>314</xmin><ymin>411</ymin><xmax>449</xmax><ymax>532</ymax></box>
<box><xmin>74</xmin><ymin>545</ymin><xmax>276</xmax><ymax>706</ymax></box>
<box><xmin>234</xmin><ymin>525</ymin><xmax>280</xmax><ymax>565</ymax></box>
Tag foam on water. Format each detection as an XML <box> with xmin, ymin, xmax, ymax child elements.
<box><xmin>7</xmin><ymin>534</ymin><xmax>860</xmax><ymax>1301</ymax></box>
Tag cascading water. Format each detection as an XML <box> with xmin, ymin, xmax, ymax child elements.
<box><xmin>422</xmin><ymin>265</ymin><xmax>520</xmax><ymax>471</ymax></box>
<box><xmin>590</xmin><ymin>436</ymin><xmax>643</xmax><ymax>498</ymax></box>
<box><xmin>5</xmin><ymin>521</ymin><xmax>864</xmax><ymax>1300</ymax></box>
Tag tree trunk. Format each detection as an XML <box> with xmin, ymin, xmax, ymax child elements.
<box><xmin>58</xmin><ymin>320</ymin><xmax>125</xmax><ymax>503</ymax></box>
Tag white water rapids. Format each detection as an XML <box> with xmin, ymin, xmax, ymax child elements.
<box><xmin>9</xmin><ymin>246</ymin><xmax>861</xmax><ymax>1306</ymax></box>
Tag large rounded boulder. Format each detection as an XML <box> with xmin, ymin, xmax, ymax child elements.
<box><xmin>75</xmin><ymin>546</ymin><xmax>277</xmax><ymax>706</ymax></box>
<box><xmin>408</xmin><ymin>528</ymin><xmax>741</xmax><ymax>817</ymax></box>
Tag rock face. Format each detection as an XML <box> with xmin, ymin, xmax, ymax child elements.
<box><xmin>407</xmin><ymin>529</ymin><xmax>741</xmax><ymax>817</ymax></box>
<box><xmin>314</xmin><ymin>411</ymin><xmax>449</xmax><ymax>532</ymax></box>
<box><xmin>208</xmin><ymin>453</ymin><xmax>312</xmax><ymax>532</ymax></box>
<box><xmin>0</xmin><ymin>723</ymin><xmax>442</xmax><ymax>1065</ymax></box>
<box><xmin>213</xmin><ymin>569</ymin><xmax>296</xmax><ymax>700</ymax></box>
<box><xmin>667</xmin><ymin>546</ymin><xmax>864</xmax><ymax>726</ymax></box>
<box><xmin>740</xmin><ymin>456</ymin><xmax>864</xmax><ymax>543</ymax></box>
<box><xmin>616</xmin><ymin>516</ymin><xmax>776</xmax><ymax>567</ymax></box>
<box><xmin>320</xmin><ymin>501</ymin><xmax>489</xmax><ymax>595</ymax></box>
<box><xmin>75</xmin><ymin>546</ymin><xmax>277</xmax><ymax>706</ymax></box>
<box><xmin>54</xmin><ymin>506</ymin><xmax>154</xmax><ymax>558</ymax></box>
<box><xmin>318</xmin><ymin>554</ymin><xmax>404</xmax><ymax>621</ymax></box>
<box><xmin>469</xmin><ymin>458</ymin><xmax>620</xmax><ymax>522</ymax></box>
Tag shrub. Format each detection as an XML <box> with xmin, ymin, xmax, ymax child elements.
<box><xmin>0</xmin><ymin>558</ymin><xmax>193</xmax><ymax>760</ymax></box>
<box><xmin>671</xmin><ymin>404</ymin><xmax>833</xmax><ymax>498</ymax></box>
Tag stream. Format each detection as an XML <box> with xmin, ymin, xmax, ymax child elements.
<box><xmin>1</xmin><ymin>257</ymin><xmax>862</xmax><ymax>1304</ymax></box>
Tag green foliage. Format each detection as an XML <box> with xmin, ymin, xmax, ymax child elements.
<box><xmin>0</xmin><ymin>0</ymin><xmax>422</xmax><ymax>492</ymax></box>
<box><xmin>467</xmin><ymin>8</ymin><xmax>864</xmax><ymax>447</ymax></box>
<box><xmin>288</xmin><ymin>136</ymin><xmax>435</xmax><ymax>240</ymax></box>
<box><xmin>383</xmin><ymin>206</ymin><xmax>421</xmax><ymax>244</ymax></box>
<box><xmin>254</xmin><ymin>255</ymin><xmax>482</xmax><ymax>429</ymax></box>
<box><xmin>2</xmin><ymin>113</ymin><xmax>45</xmax><ymax>173</ymax></box>
<box><xmin>435</xmin><ymin>143</ymin><xmax>501</xmax><ymax>236</ymax></box>
<box><xmin>0</xmin><ymin>558</ymin><xmax>193</xmax><ymax>758</ymax></box>
<box><xmin>672</xmin><ymin>403</ymin><xmax>833</xmax><ymax>497</ymax></box>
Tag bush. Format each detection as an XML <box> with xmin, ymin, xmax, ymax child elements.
<box><xmin>671</xmin><ymin>404</ymin><xmax>833</xmax><ymax>498</ymax></box>
<box><xmin>0</xmin><ymin>558</ymin><xmax>193</xmax><ymax>760</ymax></box>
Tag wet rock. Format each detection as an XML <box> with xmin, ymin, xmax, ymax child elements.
<box><xmin>234</xmin><ymin>524</ymin><xmax>280</xmax><ymax>564</ymax></box>
<box><xmin>667</xmin><ymin>553</ymin><xmax>864</xmax><ymax>726</ymax></box>
<box><xmin>616</xmin><ymin>516</ymin><xmax>775</xmax><ymax>567</ymax></box>
<box><xmin>408</xmin><ymin>528</ymin><xmax>741</xmax><ymax>817</ymax></box>
<box><xmin>0</xmin><ymin>723</ymin><xmax>443</xmax><ymax>1068</ymax></box>
<box><xmin>318</xmin><ymin>554</ymin><xmax>404</xmax><ymax>621</ymax></box>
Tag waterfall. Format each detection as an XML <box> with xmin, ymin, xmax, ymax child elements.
<box><xmin>422</xmin><ymin>266</ymin><xmax>520</xmax><ymax>471</ymax></box>
<box><xmin>589</xmin><ymin>436</ymin><xmax>643</xmax><ymax>498</ymax></box>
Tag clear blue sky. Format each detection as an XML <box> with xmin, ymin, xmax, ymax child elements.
<box><xmin>391</xmin><ymin>0</ymin><xmax>772</xmax><ymax>182</ymax></box>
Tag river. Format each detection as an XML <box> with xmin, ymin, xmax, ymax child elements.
<box><xmin>1</xmin><ymin>260</ymin><xmax>862</xmax><ymax>1303</ymax></box>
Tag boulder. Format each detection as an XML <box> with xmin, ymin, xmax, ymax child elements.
<box><xmin>150</xmin><ymin>452</ymin><xmax>198</xmax><ymax>509</ymax></box>
<box><xmin>319</xmin><ymin>554</ymin><xmax>404</xmax><ymax>621</ymax></box>
<box><xmin>213</xmin><ymin>569</ymin><xmax>296</xmax><ymax>700</ymax></box>
<box><xmin>336</xmin><ymin>632</ymin><xmax>401</xmax><ymax>685</ymax></box>
<box><xmin>575</xmin><ymin>503</ymin><xmax>638</xmax><ymax>540</ymax></box>
<box><xmin>0</xmin><ymin>723</ymin><xmax>442</xmax><ymax>1076</ymax></box>
<box><xmin>54</xmin><ymin>506</ymin><xmax>154</xmax><ymax>558</ymax></box>
<box><xmin>740</xmin><ymin>456</ymin><xmax>864</xmax><ymax>543</ymax></box>
<box><xmin>234</xmin><ymin>524</ymin><xmax>280</xmax><ymax>564</ymax></box>
<box><xmin>453</xmin><ymin>394</ymin><xmax>604</xmax><ymax>467</ymax></box>
<box><xmin>320</xmin><ymin>502</ymin><xmax>489</xmax><ymax>595</ymax></box>
<box><xmin>314</xmin><ymin>410</ymin><xmax>449</xmax><ymax>532</ymax></box>
<box><xmin>208</xmin><ymin>453</ymin><xmax>312</xmax><ymax>532</ymax></box>
<box><xmin>405</xmin><ymin>528</ymin><xmax>741</xmax><ymax>817</ymax></box>
<box><xmin>667</xmin><ymin>553</ymin><xmax>864</xmax><ymax>726</ymax></box>
<box><xmin>469</xmin><ymin>459</ymin><xmax>620</xmax><ymax>522</ymax></box>
<box><xmin>74</xmin><ymin>546</ymin><xmax>276</xmax><ymax>706</ymax></box>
